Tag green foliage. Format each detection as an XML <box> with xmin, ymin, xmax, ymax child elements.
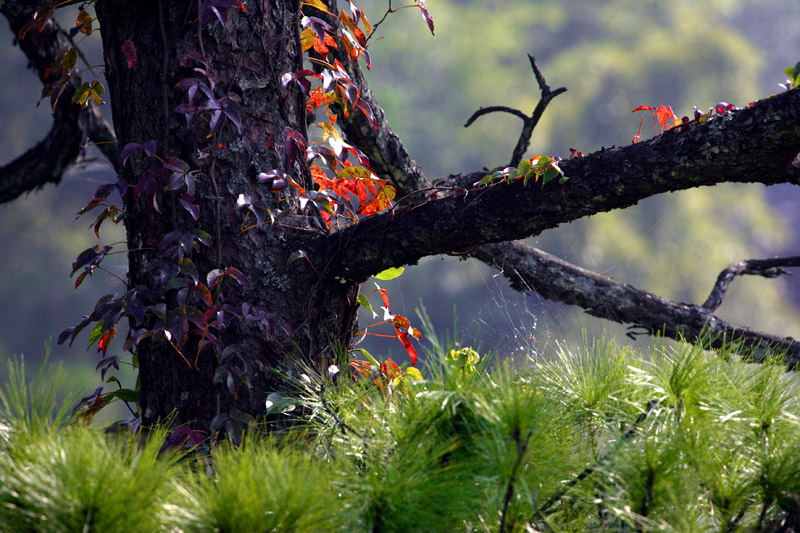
<box><xmin>4</xmin><ymin>336</ymin><xmax>800</xmax><ymax>530</ymax></box>
<box><xmin>0</xmin><ymin>425</ymin><xmax>179</xmax><ymax>532</ymax></box>
<box><xmin>0</xmin><ymin>351</ymin><xmax>74</xmax><ymax>443</ymax></box>
<box><xmin>170</xmin><ymin>435</ymin><xmax>344</xmax><ymax>532</ymax></box>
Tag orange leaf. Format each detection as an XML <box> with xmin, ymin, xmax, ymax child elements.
<box><xmin>359</xmin><ymin>182</ymin><xmax>395</xmax><ymax>215</ymax></box>
<box><xmin>383</xmin><ymin>358</ymin><xmax>403</xmax><ymax>381</ymax></box>
<box><xmin>632</xmin><ymin>105</ymin><xmax>654</xmax><ymax>112</ymax></box>
<box><xmin>313</xmin><ymin>32</ymin><xmax>338</xmax><ymax>56</ymax></box>
<box><xmin>339</xmin><ymin>10</ymin><xmax>367</xmax><ymax>46</ymax></box>
<box><xmin>350</xmin><ymin>359</ymin><xmax>372</xmax><ymax>378</ymax></box>
<box><xmin>76</xmin><ymin>10</ymin><xmax>93</xmax><ymax>35</ymax></box>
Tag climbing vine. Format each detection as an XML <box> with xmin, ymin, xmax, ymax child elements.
<box><xmin>25</xmin><ymin>0</ymin><xmax>437</xmax><ymax>439</ymax></box>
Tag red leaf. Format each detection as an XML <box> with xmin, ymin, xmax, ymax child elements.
<box><xmin>375</xmin><ymin>283</ymin><xmax>390</xmax><ymax>308</ymax></box>
<box><xmin>655</xmin><ymin>105</ymin><xmax>676</xmax><ymax>131</ymax></box>
<box><xmin>393</xmin><ymin>314</ymin><xmax>410</xmax><ymax>331</ymax></box>
<box><xmin>397</xmin><ymin>331</ymin><xmax>418</xmax><ymax>365</ymax></box>
<box><xmin>122</xmin><ymin>40</ymin><xmax>137</xmax><ymax>68</ymax></box>
<box><xmin>98</xmin><ymin>327</ymin><xmax>117</xmax><ymax>355</ymax></box>
<box><xmin>632</xmin><ymin>105</ymin><xmax>654</xmax><ymax>112</ymax></box>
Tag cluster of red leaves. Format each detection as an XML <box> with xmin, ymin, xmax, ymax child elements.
<box><xmin>300</xmin><ymin>0</ymin><xmax>372</xmax><ymax>67</ymax></box>
<box><xmin>631</xmin><ymin>104</ymin><xmax>680</xmax><ymax>142</ymax></box>
<box><xmin>632</xmin><ymin>102</ymin><xmax>740</xmax><ymax>143</ymax></box>
<box><xmin>311</xmin><ymin>163</ymin><xmax>396</xmax><ymax>220</ymax></box>
<box><xmin>374</xmin><ymin>283</ymin><xmax>421</xmax><ymax>365</ymax></box>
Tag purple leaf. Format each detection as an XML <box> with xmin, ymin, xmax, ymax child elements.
<box><xmin>223</xmin><ymin>105</ymin><xmax>243</xmax><ymax>134</ymax></box>
<box><xmin>70</xmin><ymin>386</ymin><xmax>103</xmax><ymax>415</ymax></box>
<box><xmin>58</xmin><ymin>327</ymin><xmax>75</xmax><ymax>345</ymax></box>
<box><xmin>419</xmin><ymin>1</ymin><xmax>435</xmax><ymax>35</ymax></box>
<box><xmin>142</xmin><ymin>140</ymin><xmax>157</xmax><ymax>158</ymax></box>
<box><xmin>96</xmin><ymin>355</ymin><xmax>120</xmax><ymax>375</ymax></box>
<box><xmin>224</xmin><ymin>266</ymin><xmax>251</xmax><ymax>290</ymax></box>
<box><xmin>178</xmin><ymin>194</ymin><xmax>200</xmax><ymax>222</ymax></box>
<box><xmin>199</xmin><ymin>0</ymin><xmax>248</xmax><ymax>26</ymax></box>
<box><xmin>301</xmin><ymin>15</ymin><xmax>332</xmax><ymax>42</ymax></box>
<box><xmin>120</xmin><ymin>142</ymin><xmax>142</xmax><ymax>167</ymax></box>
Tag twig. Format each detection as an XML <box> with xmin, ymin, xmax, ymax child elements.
<box><xmin>464</xmin><ymin>54</ymin><xmax>567</xmax><ymax>167</ymax></box>
<box><xmin>499</xmin><ymin>427</ymin><xmax>534</xmax><ymax>532</ymax></box>
<box><xmin>464</xmin><ymin>106</ymin><xmax>528</xmax><ymax>127</ymax></box>
<box><xmin>319</xmin><ymin>382</ymin><xmax>363</xmax><ymax>438</ymax></box>
<box><xmin>702</xmin><ymin>256</ymin><xmax>800</xmax><ymax>311</ymax></box>
<box><xmin>538</xmin><ymin>400</ymin><xmax>658</xmax><ymax>516</ymax></box>
<box><xmin>366</xmin><ymin>0</ymin><xmax>394</xmax><ymax>44</ymax></box>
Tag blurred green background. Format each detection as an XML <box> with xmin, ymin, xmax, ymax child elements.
<box><xmin>1</xmin><ymin>0</ymin><xmax>799</xmax><ymax>415</ymax></box>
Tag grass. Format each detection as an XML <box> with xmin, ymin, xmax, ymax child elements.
<box><xmin>2</xmin><ymin>335</ymin><xmax>800</xmax><ymax>531</ymax></box>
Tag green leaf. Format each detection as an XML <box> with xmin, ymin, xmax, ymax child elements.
<box><xmin>106</xmin><ymin>388</ymin><xmax>139</xmax><ymax>403</ymax></box>
<box><xmin>793</xmin><ymin>61</ymin><xmax>800</xmax><ymax>82</ymax></box>
<box><xmin>359</xmin><ymin>348</ymin><xmax>380</xmax><ymax>368</ymax></box>
<box><xmin>541</xmin><ymin>166</ymin><xmax>560</xmax><ymax>185</ymax></box>
<box><xmin>517</xmin><ymin>159</ymin><xmax>531</xmax><ymax>175</ymax></box>
<box><xmin>357</xmin><ymin>293</ymin><xmax>377</xmax><ymax>318</ymax></box>
<box><xmin>476</xmin><ymin>174</ymin><xmax>494</xmax><ymax>186</ymax></box>
<box><xmin>66</xmin><ymin>47</ymin><xmax>78</xmax><ymax>71</ymax></box>
<box><xmin>523</xmin><ymin>168</ymin><xmax>537</xmax><ymax>186</ymax></box>
<box><xmin>87</xmin><ymin>320</ymin><xmax>105</xmax><ymax>347</ymax></box>
<box><xmin>374</xmin><ymin>266</ymin><xmax>404</xmax><ymax>280</ymax></box>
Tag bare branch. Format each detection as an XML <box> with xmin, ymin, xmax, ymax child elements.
<box><xmin>464</xmin><ymin>54</ymin><xmax>566</xmax><ymax>166</ymax></box>
<box><xmin>471</xmin><ymin>242</ymin><xmax>800</xmax><ymax>366</ymax></box>
<box><xmin>702</xmin><ymin>256</ymin><xmax>800</xmax><ymax>311</ymax></box>
<box><xmin>464</xmin><ymin>105</ymin><xmax>529</xmax><ymax>127</ymax></box>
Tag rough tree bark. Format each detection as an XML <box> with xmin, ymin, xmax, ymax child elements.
<box><xmin>3</xmin><ymin>0</ymin><xmax>800</xmax><ymax>432</ymax></box>
<box><xmin>94</xmin><ymin>0</ymin><xmax>361</xmax><ymax>428</ymax></box>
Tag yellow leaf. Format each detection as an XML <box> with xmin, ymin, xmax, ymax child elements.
<box><xmin>300</xmin><ymin>28</ymin><xmax>316</xmax><ymax>52</ymax></box>
<box><xmin>337</xmin><ymin>166</ymin><xmax>372</xmax><ymax>180</ymax></box>
<box><xmin>301</xmin><ymin>0</ymin><xmax>329</xmax><ymax>13</ymax></box>
<box><xmin>405</xmin><ymin>367</ymin><xmax>423</xmax><ymax>380</ymax></box>
<box><xmin>76</xmin><ymin>10</ymin><xmax>93</xmax><ymax>35</ymax></box>
<box><xmin>318</xmin><ymin>121</ymin><xmax>341</xmax><ymax>142</ymax></box>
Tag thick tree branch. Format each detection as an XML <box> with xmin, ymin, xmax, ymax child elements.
<box><xmin>702</xmin><ymin>256</ymin><xmax>800</xmax><ymax>311</ymax></box>
<box><xmin>0</xmin><ymin>3</ymin><xmax>118</xmax><ymax>205</ymax></box>
<box><xmin>471</xmin><ymin>241</ymin><xmax>800</xmax><ymax>366</ymax></box>
<box><xmin>320</xmin><ymin>27</ymin><xmax>800</xmax><ymax>363</ymax></box>
<box><xmin>324</xmin><ymin>88</ymin><xmax>800</xmax><ymax>282</ymax></box>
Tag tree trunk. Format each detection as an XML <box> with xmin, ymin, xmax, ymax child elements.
<box><xmin>96</xmin><ymin>0</ymin><xmax>359</xmax><ymax>430</ymax></box>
